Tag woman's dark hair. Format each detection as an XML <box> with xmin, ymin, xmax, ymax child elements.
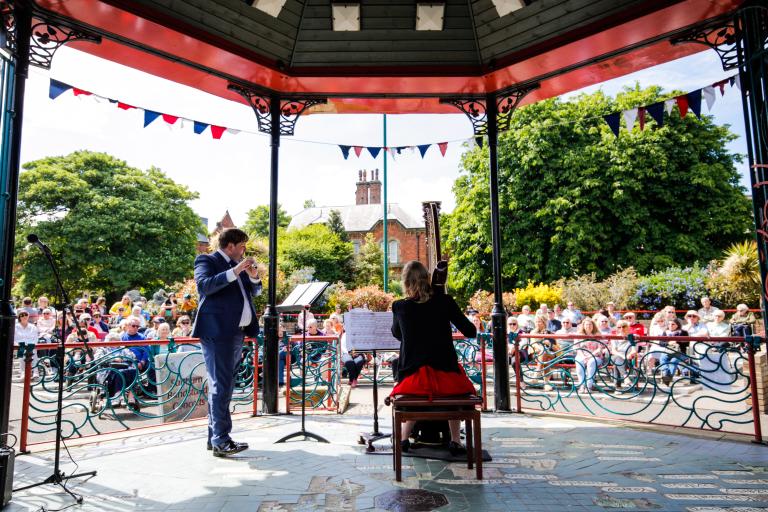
<box><xmin>667</xmin><ymin>317</ymin><xmax>683</xmax><ymax>331</ymax></box>
<box><xmin>218</xmin><ymin>228</ymin><xmax>249</xmax><ymax>248</ymax></box>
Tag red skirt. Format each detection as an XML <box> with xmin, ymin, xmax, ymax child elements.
<box><xmin>390</xmin><ymin>364</ymin><xmax>476</xmax><ymax>401</ymax></box>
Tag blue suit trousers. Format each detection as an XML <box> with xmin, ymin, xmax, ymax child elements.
<box><xmin>201</xmin><ymin>334</ymin><xmax>244</xmax><ymax>447</ymax></box>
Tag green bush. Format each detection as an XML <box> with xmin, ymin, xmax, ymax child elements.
<box><xmin>558</xmin><ymin>268</ymin><xmax>639</xmax><ymax>310</ymax></box>
<box><xmin>632</xmin><ymin>265</ymin><xmax>709</xmax><ymax>311</ymax></box>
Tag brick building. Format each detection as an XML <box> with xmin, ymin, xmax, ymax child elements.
<box><xmin>288</xmin><ymin>170</ymin><xmax>428</xmax><ymax>271</ymax></box>
<box><xmin>196</xmin><ymin>210</ymin><xmax>236</xmax><ymax>253</ymax></box>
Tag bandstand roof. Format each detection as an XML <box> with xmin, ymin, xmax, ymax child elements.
<box><xmin>33</xmin><ymin>0</ymin><xmax>742</xmax><ymax>113</ymax></box>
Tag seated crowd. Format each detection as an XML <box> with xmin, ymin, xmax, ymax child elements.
<box><xmin>468</xmin><ymin>297</ymin><xmax>756</xmax><ymax>392</ymax></box>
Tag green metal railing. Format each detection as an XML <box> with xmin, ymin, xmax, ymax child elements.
<box><xmin>511</xmin><ymin>332</ymin><xmax>764</xmax><ymax>441</ymax></box>
<box><xmin>17</xmin><ymin>335</ymin><xmax>265</xmax><ymax>450</ymax></box>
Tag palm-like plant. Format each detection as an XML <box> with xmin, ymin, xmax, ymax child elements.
<box><xmin>720</xmin><ymin>240</ymin><xmax>760</xmax><ymax>287</ymax></box>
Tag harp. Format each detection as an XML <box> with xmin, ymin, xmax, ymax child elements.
<box><xmin>422</xmin><ymin>201</ymin><xmax>447</xmax><ymax>294</ymax></box>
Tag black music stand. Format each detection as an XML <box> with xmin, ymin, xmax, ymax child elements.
<box><xmin>357</xmin><ymin>348</ymin><xmax>391</xmax><ymax>452</ymax></box>
<box><xmin>275</xmin><ymin>282</ymin><xmax>329</xmax><ymax>444</ymax></box>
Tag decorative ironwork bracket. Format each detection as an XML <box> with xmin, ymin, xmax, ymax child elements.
<box><xmin>29</xmin><ymin>19</ymin><xmax>101</xmax><ymax>70</ymax></box>
<box><xmin>440</xmin><ymin>83</ymin><xmax>539</xmax><ymax>136</ymax></box>
<box><xmin>671</xmin><ymin>5</ymin><xmax>768</xmax><ymax>72</ymax></box>
<box><xmin>671</xmin><ymin>17</ymin><xmax>739</xmax><ymax>71</ymax></box>
<box><xmin>228</xmin><ymin>84</ymin><xmax>326</xmax><ymax>136</ymax></box>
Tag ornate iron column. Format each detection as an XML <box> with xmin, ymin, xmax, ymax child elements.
<box><xmin>228</xmin><ymin>85</ymin><xmax>325</xmax><ymax>414</ymax></box>
<box><xmin>0</xmin><ymin>1</ymin><xmax>99</xmax><ymax>453</ymax></box>
<box><xmin>442</xmin><ymin>85</ymin><xmax>537</xmax><ymax>411</ymax></box>
<box><xmin>673</xmin><ymin>3</ymin><xmax>768</xmax><ymax>328</ymax></box>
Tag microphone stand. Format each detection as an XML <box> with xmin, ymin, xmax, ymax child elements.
<box><xmin>13</xmin><ymin>239</ymin><xmax>96</xmax><ymax>502</ymax></box>
<box><xmin>276</xmin><ymin>305</ymin><xmax>329</xmax><ymax>443</ymax></box>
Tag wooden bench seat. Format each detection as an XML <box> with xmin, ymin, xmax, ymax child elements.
<box><xmin>390</xmin><ymin>395</ymin><xmax>483</xmax><ymax>481</ymax></box>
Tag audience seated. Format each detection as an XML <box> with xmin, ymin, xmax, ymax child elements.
<box><xmin>730</xmin><ymin>304</ymin><xmax>756</xmax><ymax>337</ymax></box>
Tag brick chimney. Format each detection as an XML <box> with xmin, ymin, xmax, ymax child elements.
<box><xmin>355</xmin><ymin>169</ymin><xmax>370</xmax><ymax>205</ymax></box>
<box><xmin>368</xmin><ymin>168</ymin><xmax>382</xmax><ymax>204</ymax></box>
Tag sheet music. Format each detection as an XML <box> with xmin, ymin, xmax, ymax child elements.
<box><xmin>344</xmin><ymin>309</ymin><xmax>401</xmax><ymax>351</ymax></box>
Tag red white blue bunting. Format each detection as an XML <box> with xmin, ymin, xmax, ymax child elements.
<box><xmin>602</xmin><ymin>75</ymin><xmax>737</xmax><ymax>137</ymax></box>
<box><xmin>49</xmin><ymin>79</ymin><xmax>235</xmax><ymax>140</ymax></box>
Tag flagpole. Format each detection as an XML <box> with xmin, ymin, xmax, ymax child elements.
<box><xmin>382</xmin><ymin>114</ymin><xmax>389</xmax><ymax>292</ymax></box>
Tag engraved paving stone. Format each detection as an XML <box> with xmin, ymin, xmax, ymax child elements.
<box><xmin>374</xmin><ymin>489</ymin><xmax>449</xmax><ymax>511</ymax></box>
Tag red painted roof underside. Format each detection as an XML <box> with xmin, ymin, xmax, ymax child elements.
<box><xmin>38</xmin><ymin>0</ymin><xmax>741</xmax><ymax>114</ymax></box>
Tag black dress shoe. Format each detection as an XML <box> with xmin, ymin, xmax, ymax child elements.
<box><xmin>448</xmin><ymin>441</ymin><xmax>466</xmax><ymax>457</ymax></box>
<box><xmin>207</xmin><ymin>442</ymin><xmax>212</xmax><ymax>451</ymax></box>
<box><xmin>212</xmin><ymin>440</ymin><xmax>248</xmax><ymax>457</ymax></box>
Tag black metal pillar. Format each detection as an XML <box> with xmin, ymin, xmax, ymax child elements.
<box><xmin>443</xmin><ymin>85</ymin><xmax>537</xmax><ymax>412</ymax></box>
<box><xmin>262</xmin><ymin>94</ymin><xmax>281</xmax><ymax>414</ymax></box>
<box><xmin>674</xmin><ymin>3</ymin><xmax>768</xmax><ymax>325</ymax></box>
<box><xmin>485</xmin><ymin>94</ymin><xmax>511</xmax><ymax>411</ymax></box>
<box><xmin>735</xmin><ymin>6</ymin><xmax>768</xmax><ymax>324</ymax></box>
<box><xmin>0</xmin><ymin>1</ymin><xmax>31</xmax><ymax>449</ymax></box>
<box><xmin>227</xmin><ymin>86</ymin><xmax>325</xmax><ymax>414</ymax></box>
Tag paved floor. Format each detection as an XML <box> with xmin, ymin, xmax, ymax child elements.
<box><xmin>8</xmin><ymin>410</ymin><xmax>768</xmax><ymax>511</ymax></box>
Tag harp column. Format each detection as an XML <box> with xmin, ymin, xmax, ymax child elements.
<box><xmin>443</xmin><ymin>84</ymin><xmax>538</xmax><ymax>412</ymax></box>
<box><xmin>228</xmin><ymin>85</ymin><xmax>325</xmax><ymax>414</ymax></box>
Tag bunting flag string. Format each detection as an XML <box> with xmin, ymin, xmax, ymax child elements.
<box><xmin>601</xmin><ymin>74</ymin><xmax>737</xmax><ymax>137</ymax></box>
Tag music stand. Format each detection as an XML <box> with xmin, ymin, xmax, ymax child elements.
<box><xmin>275</xmin><ymin>282</ymin><xmax>329</xmax><ymax>444</ymax></box>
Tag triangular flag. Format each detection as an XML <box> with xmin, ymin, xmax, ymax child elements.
<box><xmin>647</xmin><ymin>102</ymin><xmax>664</xmax><ymax>127</ymax></box>
<box><xmin>210</xmin><ymin>125</ymin><xmax>226</xmax><ymax>139</ymax></box>
<box><xmin>637</xmin><ymin>107</ymin><xmax>646</xmax><ymax>131</ymax></box>
<box><xmin>72</xmin><ymin>87</ymin><xmax>92</xmax><ymax>97</ymax></box>
<box><xmin>676</xmin><ymin>95</ymin><xmax>689</xmax><ymax>117</ymax></box>
<box><xmin>367</xmin><ymin>147</ymin><xmax>382</xmax><ymax>159</ymax></box>
<box><xmin>91</xmin><ymin>94</ymin><xmax>109</xmax><ymax>104</ymax></box>
<box><xmin>438</xmin><ymin>142</ymin><xmax>448</xmax><ymax>156</ymax></box>
<box><xmin>734</xmin><ymin>75</ymin><xmax>741</xmax><ymax>91</ymax></box>
<box><xmin>225</xmin><ymin>128</ymin><xmax>240</xmax><ymax>136</ymax></box>
<box><xmin>49</xmin><ymin>79</ymin><xmax>71</xmax><ymax>100</ymax></box>
<box><xmin>603</xmin><ymin>112</ymin><xmax>621</xmax><ymax>137</ymax></box>
<box><xmin>417</xmin><ymin>144</ymin><xmax>431</xmax><ymax>158</ymax></box>
<box><xmin>353</xmin><ymin>146</ymin><xmax>363</xmax><ymax>157</ymax></box>
<box><xmin>664</xmin><ymin>99</ymin><xmax>676</xmax><ymax>115</ymax></box>
<box><xmin>395</xmin><ymin>147</ymin><xmax>406</xmax><ymax>154</ymax></box>
<box><xmin>465</xmin><ymin>137</ymin><xmax>477</xmax><ymax>149</ymax></box>
<box><xmin>117</xmin><ymin>102</ymin><xmax>136</xmax><ymax>110</ymax></box>
<box><xmin>339</xmin><ymin>145</ymin><xmax>351</xmax><ymax>160</ymax></box>
<box><xmin>143</xmin><ymin>110</ymin><xmax>161</xmax><ymax>127</ymax></box>
<box><xmin>162</xmin><ymin>114</ymin><xmax>179</xmax><ymax>125</ymax></box>
<box><xmin>622</xmin><ymin>109</ymin><xmax>637</xmax><ymax>131</ymax></box>
<box><xmin>702</xmin><ymin>86</ymin><xmax>716</xmax><ymax>111</ymax></box>
<box><xmin>193</xmin><ymin>121</ymin><xmax>209</xmax><ymax>134</ymax></box>
<box><xmin>713</xmin><ymin>79</ymin><xmax>728</xmax><ymax>96</ymax></box>
<box><xmin>687</xmin><ymin>89</ymin><xmax>702</xmax><ymax>118</ymax></box>
<box><xmin>475</xmin><ymin>136</ymin><xmax>484</xmax><ymax>149</ymax></box>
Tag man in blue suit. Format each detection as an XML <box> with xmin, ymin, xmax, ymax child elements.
<box><xmin>193</xmin><ymin>228</ymin><xmax>262</xmax><ymax>457</ymax></box>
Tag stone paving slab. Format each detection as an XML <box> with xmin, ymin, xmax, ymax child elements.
<box><xmin>7</xmin><ymin>412</ymin><xmax>768</xmax><ymax>511</ymax></box>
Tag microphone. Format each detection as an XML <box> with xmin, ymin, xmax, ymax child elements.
<box><xmin>27</xmin><ymin>233</ymin><xmax>51</xmax><ymax>254</ymax></box>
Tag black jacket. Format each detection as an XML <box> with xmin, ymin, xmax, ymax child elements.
<box><xmin>391</xmin><ymin>294</ymin><xmax>476</xmax><ymax>380</ymax></box>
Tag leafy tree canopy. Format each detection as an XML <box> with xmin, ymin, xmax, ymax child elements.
<box><xmin>243</xmin><ymin>204</ymin><xmax>291</xmax><ymax>239</ymax></box>
<box><xmin>444</xmin><ymin>85</ymin><xmax>752</xmax><ymax>300</ymax></box>
<box><xmin>326</xmin><ymin>209</ymin><xmax>349</xmax><ymax>242</ymax></box>
<box><xmin>278</xmin><ymin>223</ymin><xmax>354</xmax><ymax>285</ymax></box>
<box><xmin>14</xmin><ymin>151</ymin><xmax>203</xmax><ymax>300</ymax></box>
<box><xmin>354</xmin><ymin>233</ymin><xmax>383</xmax><ymax>288</ymax></box>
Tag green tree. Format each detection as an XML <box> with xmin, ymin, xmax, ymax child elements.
<box><xmin>243</xmin><ymin>204</ymin><xmax>291</xmax><ymax>239</ymax></box>
<box><xmin>14</xmin><ymin>151</ymin><xmax>203</xmax><ymax>299</ymax></box>
<box><xmin>443</xmin><ymin>86</ymin><xmax>752</xmax><ymax>300</ymax></box>
<box><xmin>278</xmin><ymin>224</ymin><xmax>354</xmax><ymax>284</ymax></box>
<box><xmin>303</xmin><ymin>199</ymin><xmax>316</xmax><ymax>208</ymax></box>
<box><xmin>353</xmin><ymin>233</ymin><xmax>383</xmax><ymax>288</ymax></box>
<box><xmin>326</xmin><ymin>209</ymin><xmax>349</xmax><ymax>242</ymax></box>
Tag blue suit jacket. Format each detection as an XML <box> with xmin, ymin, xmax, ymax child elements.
<box><xmin>191</xmin><ymin>251</ymin><xmax>262</xmax><ymax>340</ymax></box>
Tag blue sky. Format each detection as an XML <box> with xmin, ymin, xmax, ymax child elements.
<box><xmin>19</xmin><ymin>48</ymin><xmax>745</xmax><ymax>228</ymax></box>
